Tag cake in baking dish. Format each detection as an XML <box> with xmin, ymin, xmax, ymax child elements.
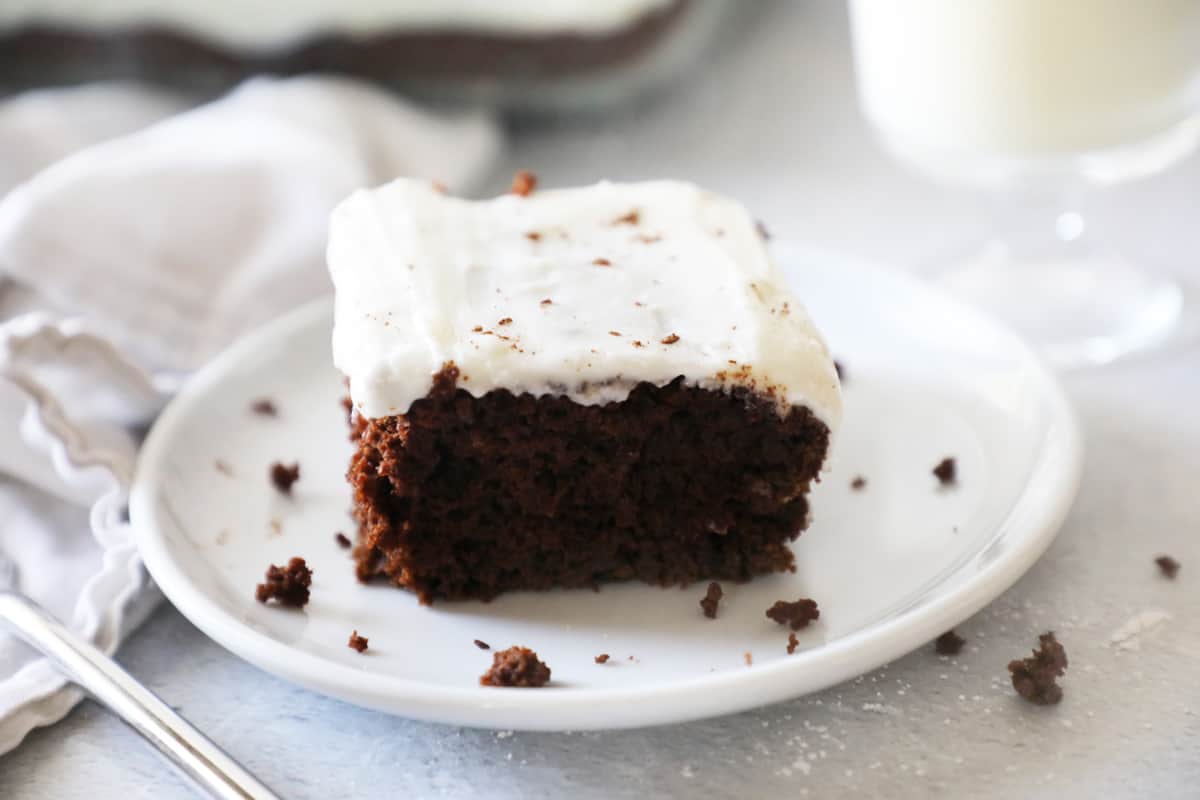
<box><xmin>328</xmin><ymin>176</ymin><xmax>842</xmax><ymax>603</ymax></box>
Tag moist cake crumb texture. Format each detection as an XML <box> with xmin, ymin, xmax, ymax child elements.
<box><xmin>1155</xmin><ymin>555</ymin><xmax>1180</xmax><ymax>579</ymax></box>
<box><xmin>270</xmin><ymin>462</ymin><xmax>300</xmax><ymax>495</ymax></box>
<box><xmin>480</xmin><ymin>646</ymin><xmax>551</xmax><ymax>687</ymax></box>
<box><xmin>255</xmin><ymin>557</ymin><xmax>312</xmax><ymax>608</ymax></box>
<box><xmin>700</xmin><ymin>582</ymin><xmax>724</xmax><ymax>619</ymax></box>
<box><xmin>766</xmin><ymin>598</ymin><xmax>820</xmax><ymax>630</ymax></box>
<box><xmin>786</xmin><ymin>633</ymin><xmax>799</xmax><ymax>654</ymax></box>
<box><xmin>1008</xmin><ymin>632</ymin><xmax>1068</xmax><ymax>705</ymax></box>
<box><xmin>349</xmin><ymin>368</ymin><xmax>829</xmax><ymax>602</ymax></box>
<box><xmin>935</xmin><ymin>630</ymin><xmax>966</xmax><ymax>655</ymax></box>
<box><xmin>347</xmin><ymin>630</ymin><xmax>369</xmax><ymax>653</ymax></box>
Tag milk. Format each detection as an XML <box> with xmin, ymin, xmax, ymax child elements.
<box><xmin>849</xmin><ymin>0</ymin><xmax>1200</xmax><ymax>159</ymax></box>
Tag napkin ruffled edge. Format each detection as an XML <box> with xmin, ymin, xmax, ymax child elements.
<box><xmin>0</xmin><ymin>315</ymin><xmax>165</xmax><ymax>755</ymax></box>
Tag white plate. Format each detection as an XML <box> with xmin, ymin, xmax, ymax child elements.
<box><xmin>130</xmin><ymin>246</ymin><xmax>1082</xmax><ymax>731</ymax></box>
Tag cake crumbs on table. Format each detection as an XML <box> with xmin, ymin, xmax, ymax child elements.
<box><xmin>335</xmin><ymin>532</ymin><xmax>352</xmax><ymax>549</ymax></box>
<box><xmin>787</xmin><ymin>633</ymin><xmax>799</xmax><ymax>655</ymax></box>
<box><xmin>1008</xmin><ymin>632</ymin><xmax>1068</xmax><ymax>705</ymax></box>
<box><xmin>497</xmin><ymin>317</ymin><xmax>512</xmax><ymax>326</ymax></box>
<box><xmin>540</xmin><ymin>298</ymin><xmax>553</xmax><ymax>306</ymax></box>
<box><xmin>510</xmin><ymin>170</ymin><xmax>537</xmax><ymax>196</ymax></box>
<box><xmin>594</xmin><ymin>654</ymin><xmax>611</xmax><ymax>664</ymax></box>
<box><xmin>214</xmin><ymin>459</ymin><xmax>233</xmax><ymax>476</ymax></box>
<box><xmin>525</xmin><ymin>231</ymin><xmax>542</xmax><ymax>241</ymax></box>
<box><xmin>933</xmin><ymin>457</ymin><xmax>958</xmax><ymax>486</ymax></box>
<box><xmin>744</xmin><ymin>652</ymin><xmax>753</xmax><ymax>666</ymax></box>
<box><xmin>766</xmin><ymin>598</ymin><xmax>820</xmax><ymax>630</ymax></box>
<box><xmin>613</xmin><ymin>209</ymin><xmax>640</xmax><ymax>225</ymax></box>
<box><xmin>250</xmin><ymin>398</ymin><xmax>277</xmax><ymax>416</ymax></box>
<box><xmin>700</xmin><ymin>582</ymin><xmax>724</xmax><ymax>619</ymax></box>
<box><xmin>661</xmin><ymin>333</ymin><xmax>680</xmax><ymax>345</ymax></box>
<box><xmin>1155</xmin><ymin>555</ymin><xmax>1180</xmax><ymax>579</ymax></box>
<box><xmin>480</xmin><ymin>647</ymin><xmax>551</xmax><ymax>687</ymax></box>
<box><xmin>593</xmin><ymin>257</ymin><xmax>612</xmax><ymax>266</ymax></box>
<box><xmin>935</xmin><ymin>630</ymin><xmax>966</xmax><ymax>655</ymax></box>
<box><xmin>270</xmin><ymin>462</ymin><xmax>300</xmax><ymax>495</ymax></box>
<box><xmin>254</xmin><ymin>557</ymin><xmax>311</xmax><ymax>608</ymax></box>
<box><xmin>850</xmin><ymin>475</ymin><xmax>867</xmax><ymax>491</ymax></box>
<box><xmin>474</xmin><ymin>639</ymin><xmax>491</xmax><ymax>650</ymax></box>
<box><xmin>347</xmin><ymin>630</ymin><xmax>369</xmax><ymax>653</ymax></box>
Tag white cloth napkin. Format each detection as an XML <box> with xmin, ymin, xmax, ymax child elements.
<box><xmin>0</xmin><ymin>76</ymin><xmax>502</xmax><ymax>754</ymax></box>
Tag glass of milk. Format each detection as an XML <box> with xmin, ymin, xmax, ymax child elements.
<box><xmin>849</xmin><ymin>0</ymin><xmax>1200</xmax><ymax>367</ymax></box>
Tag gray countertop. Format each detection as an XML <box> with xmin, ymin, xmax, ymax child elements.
<box><xmin>3</xmin><ymin>2</ymin><xmax>1199</xmax><ymax>797</ymax></box>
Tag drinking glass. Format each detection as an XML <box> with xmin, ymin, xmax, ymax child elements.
<box><xmin>849</xmin><ymin>0</ymin><xmax>1200</xmax><ymax>367</ymax></box>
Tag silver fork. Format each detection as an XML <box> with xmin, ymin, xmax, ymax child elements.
<box><xmin>0</xmin><ymin>555</ymin><xmax>279</xmax><ymax>799</ymax></box>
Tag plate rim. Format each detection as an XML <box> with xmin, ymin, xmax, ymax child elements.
<box><xmin>130</xmin><ymin>246</ymin><xmax>1083</xmax><ymax>731</ymax></box>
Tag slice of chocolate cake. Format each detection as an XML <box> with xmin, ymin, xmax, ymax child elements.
<box><xmin>329</xmin><ymin>177</ymin><xmax>842</xmax><ymax>603</ymax></box>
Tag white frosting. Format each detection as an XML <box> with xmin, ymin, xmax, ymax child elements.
<box><xmin>329</xmin><ymin>179</ymin><xmax>842</xmax><ymax>432</ymax></box>
<box><xmin>0</xmin><ymin>0</ymin><xmax>676</xmax><ymax>49</ymax></box>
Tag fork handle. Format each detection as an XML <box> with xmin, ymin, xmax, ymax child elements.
<box><xmin>0</xmin><ymin>593</ymin><xmax>279</xmax><ymax>800</ymax></box>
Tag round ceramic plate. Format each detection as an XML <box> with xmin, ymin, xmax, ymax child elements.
<box><xmin>130</xmin><ymin>245</ymin><xmax>1081</xmax><ymax>731</ymax></box>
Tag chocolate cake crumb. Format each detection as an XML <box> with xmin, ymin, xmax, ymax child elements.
<box><xmin>933</xmin><ymin>457</ymin><xmax>958</xmax><ymax>486</ymax></box>
<box><xmin>613</xmin><ymin>209</ymin><xmax>640</xmax><ymax>226</ymax></box>
<box><xmin>254</xmin><ymin>557</ymin><xmax>311</xmax><ymax>608</ymax></box>
<box><xmin>511</xmin><ymin>170</ymin><xmax>537</xmax><ymax>197</ymax></box>
<box><xmin>1008</xmin><ymin>632</ymin><xmax>1068</xmax><ymax>705</ymax></box>
<box><xmin>700</xmin><ymin>581</ymin><xmax>723</xmax><ymax>619</ymax></box>
<box><xmin>593</xmin><ymin>257</ymin><xmax>612</xmax><ymax>267</ymax></box>
<box><xmin>661</xmin><ymin>333</ymin><xmax>680</xmax><ymax>345</ymax></box>
<box><xmin>348</xmin><ymin>630</ymin><xmax>368</xmax><ymax>653</ymax></box>
<box><xmin>540</xmin><ymin>298</ymin><xmax>553</xmax><ymax>306</ymax></box>
<box><xmin>595</xmin><ymin>653</ymin><xmax>611</xmax><ymax>664</ymax></box>
<box><xmin>850</xmin><ymin>476</ymin><xmax>866</xmax><ymax>491</ymax></box>
<box><xmin>497</xmin><ymin>317</ymin><xmax>513</xmax><ymax>326</ymax></box>
<box><xmin>214</xmin><ymin>459</ymin><xmax>233</xmax><ymax>476</ymax></box>
<box><xmin>250</xmin><ymin>398</ymin><xmax>277</xmax><ymax>416</ymax></box>
<box><xmin>935</xmin><ymin>629</ymin><xmax>966</xmax><ymax>655</ymax></box>
<box><xmin>480</xmin><ymin>646</ymin><xmax>551</xmax><ymax>687</ymax></box>
<box><xmin>525</xmin><ymin>231</ymin><xmax>542</xmax><ymax>241</ymax></box>
<box><xmin>834</xmin><ymin>361</ymin><xmax>845</xmax><ymax>381</ymax></box>
<box><xmin>756</xmin><ymin>220</ymin><xmax>771</xmax><ymax>240</ymax></box>
<box><xmin>1155</xmin><ymin>555</ymin><xmax>1181</xmax><ymax>579</ymax></box>
<box><xmin>766</xmin><ymin>598</ymin><xmax>820</xmax><ymax>630</ymax></box>
<box><xmin>335</xmin><ymin>532</ymin><xmax>352</xmax><ymax>549</ymax></box>
<box><xmin>744</xmin><ymin>651</ymin><xmax>753</xmax><ymax>666</ymax></box>
<box><xmin>348</xmin><ymin>366</ymin><xmax>830</xmax><ymax>603</ymax></box>
<box><xmin>270</xmin><ymin>462</ymin><xmax>300</xmax><ymax>495</ymax></box>
<box><xmin>608</xmin><ymin>330</ymin><xmax>622</xmax><ymax>336</ymax></box>
<box><xmin>787</xmin><ymin>633</ymin><xmax>799</xmax><ymax>655</ymax></box>
<box><xmin>474</xmin><ymin>639</ymin><xmax>490</xmax><ymax>650</ymax></box>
